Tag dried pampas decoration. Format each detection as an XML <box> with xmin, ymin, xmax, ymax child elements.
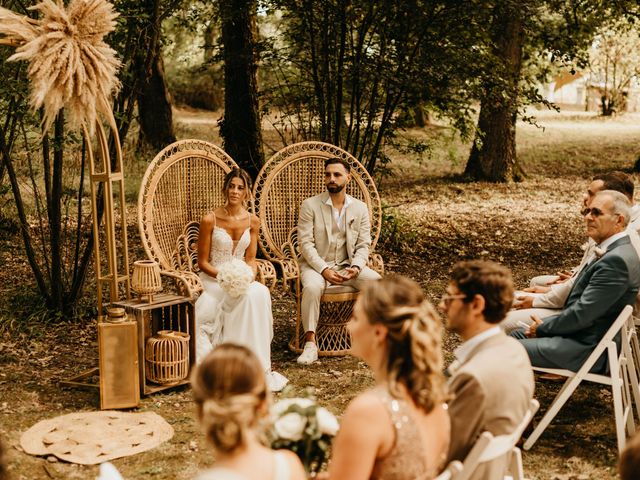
<box><xmin>0</xmin><ymin>0</ymin><xmax>120</xmax><ymax>132</ymax></box>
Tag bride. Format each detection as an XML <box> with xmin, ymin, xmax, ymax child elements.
<box><xmin>195</xmin><ymin>167</ymin><xmax>287</xmax><ymax>392</ymax></box>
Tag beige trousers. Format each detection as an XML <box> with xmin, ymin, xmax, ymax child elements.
<box><xmin>300</xmin><ymin>266</ymin><xmax>381</xmax><ymax>332</ymax></box>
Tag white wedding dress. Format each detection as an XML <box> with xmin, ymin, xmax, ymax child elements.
<box><xmin>195</xmin><ymin>226</ymin><xmax>288</xmax><ymax>391</ymax></box>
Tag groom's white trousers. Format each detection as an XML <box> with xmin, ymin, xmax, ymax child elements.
<box><xmin>300</xmin><ymin>266</ymin><xmax>381</xmax><ymax>333</ymax></box>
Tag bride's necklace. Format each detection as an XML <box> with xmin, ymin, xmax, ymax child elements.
<box><xmin>224</xmin><ymin>207</ymin><xmax>246</xmax><ymax>220</ymax></box>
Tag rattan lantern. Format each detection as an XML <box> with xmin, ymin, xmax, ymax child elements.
<box><xmin>145</xmin><ymin>331</ymin><xmax>190</xmax><ymax>385</ymax></box>
<box><xmin>131</xmin><ymin>260</ymin><xmax>162</xmax><ymax>303</ymax></box>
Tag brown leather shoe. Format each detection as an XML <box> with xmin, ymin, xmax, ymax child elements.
<box><xmin>538</xmin><ymin>373</ymin><xmax>565</xmax><ymax>382</ymax></box>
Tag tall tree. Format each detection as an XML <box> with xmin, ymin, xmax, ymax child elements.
<box><xmin>218</xmin><ymin>0</ymin><xmax>264</xmax><ymax>179</ymax></box>
<box><xmin>136</xmin><ymin>0</ymin><xmax>176</xmax><ymax>150</ymax></box>
<box><xmin>464</xmin><ymin>0</ymin><xmax>621</xmax><ymax>181</ymax></box>
<box><xmin>588</xmin><ymin>22</ymin><xmax>640</xmax><ymax>116</ymax></box>
<box><xmin>465</xmin><ymin>1</ymin><xmax>527</xmax><ymax>182</ymax></box>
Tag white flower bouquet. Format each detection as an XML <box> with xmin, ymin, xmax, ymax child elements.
<box><xmin>269</xmin><ymin>397</ymin><xmax>339</xmax><ymax>474</ymax></box>
<box><xmin>216</xmin><ymin>258</ymin><xmax>254</xmax><ymax>298</ymax></box>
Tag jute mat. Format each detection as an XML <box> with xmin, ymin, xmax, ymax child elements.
<box><xmin>20</xmin><ymin>411</ymin><xmax>174</xmax><ymax>465</ymax></box>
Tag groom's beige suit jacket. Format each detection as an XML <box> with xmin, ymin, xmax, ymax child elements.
<box><xmin>297</xmin><ymin>192</ymin><xmax>372</xmax><ymax>273</ymax></box>
<box><xmin>447</xmin><ymin>332</ymin><xmax>534</xmax><ymax>479</ymax></box>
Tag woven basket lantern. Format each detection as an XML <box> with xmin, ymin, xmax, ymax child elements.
<box><xmin>131</xmin><ymin>260</ymin><xmax>162</xmax><ymax>303</ymax></box>
<box><xmin>145</xmin><ymin>330</ymin><xmax>190</xmax><ymax>385</ymax></box>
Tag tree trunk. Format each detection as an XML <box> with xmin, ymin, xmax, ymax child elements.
<box><xmin>464</xmin><ymin>3</ymin><xmax>526</xmax><ymax>182</ymax></box>
<box><xmin>219</xmin><ymin>0</ymin><xmax>264</xmax><ymax>179</ymax></box>
<box><xmin>138</xmin><ymin>52</ymin><xmax>176</xmax><ymax>150</ymax></box>
<box><xmin>136</xmin><ymin>0</ymin><xmax>176</xmax><ymax>151</ymax></box>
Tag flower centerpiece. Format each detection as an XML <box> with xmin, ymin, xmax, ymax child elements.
<box><xmin>216</xmin><ymin>258</ymin><xmax>254</xmax><ymax>298</ymax></box>
<box><xmin>269</xmin><ymin>396</ymin><xmax>340</xmax><ymax>474</ymax></box>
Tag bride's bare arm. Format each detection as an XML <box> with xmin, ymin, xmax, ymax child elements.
<box><xmin>197</xmin><ymin>213</ymin><xmax>219</xmax><ymax>278</ymax></box>
<box><xmin>244</xmin><ymin>214</ymin><xmax>260</xmax><ymax>275</ymax></box>
<box><xmin>327</xmin><ymin>393</ymin><xmax>389</xmax><ymax>480</ymax></box>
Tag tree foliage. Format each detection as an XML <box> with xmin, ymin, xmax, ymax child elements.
<box><xmin>588</xmin><ymin>21</ymin><xmax>640</xmax><ymax>116</ymax></box>
<box><xmin>260</xmin><ymin>0</ymin><xmax>491</xmax><ymax>172</ymax></box>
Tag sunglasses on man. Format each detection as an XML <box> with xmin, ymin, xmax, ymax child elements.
<box><xmin>580</xmin><ymin>207</ymin><xmax>619</xmax><ymax>218</ymax></box>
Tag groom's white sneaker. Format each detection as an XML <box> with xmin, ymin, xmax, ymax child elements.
<box><xmin>297</xmin><ymin>342</ymin><xmax>318</xmax><ymax>364</ymax></box>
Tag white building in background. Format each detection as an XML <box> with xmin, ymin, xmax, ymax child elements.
<box><xmin>543</xmin><ymin>71</ymin><xmax>640</xmax><ymax>112</ymax></box>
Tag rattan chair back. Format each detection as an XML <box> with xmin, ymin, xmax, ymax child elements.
<box><xmin>138</xmin><ymin>140</ymin><xmax>238</xmax><ymax>271</ymax></box>
<box><xmin>253</xmin><ymin>141</ymin><xmax>382</xmax><ymax>260</ymax></box>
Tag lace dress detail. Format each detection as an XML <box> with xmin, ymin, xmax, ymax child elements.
<box><xmin>370</xmin><ymin>390</ymin><xmax>436</xmax><ymax>480</ymax></box>
<box><xmin>194</xmin><ymin>222</ymin><xmax>288</xmax><ymax>391</ymax></box>
<box><xmin>210</xmin><ymin>226</ymin><xmax>250</xmax><ymax>266</ymax></box>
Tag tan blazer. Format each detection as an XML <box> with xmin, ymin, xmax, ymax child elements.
<box><xmin>447</xmin><ymin>332</ymin><xmax>534</xmax><ymax>479</ymax></box>
<box><xmin>297</xmin><ymin>192</ymin><xmax>372</xmax><ymax>273</ymax></box>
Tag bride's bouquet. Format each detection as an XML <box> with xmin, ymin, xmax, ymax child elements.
<box><xmin>217</xmin><ymin>258</ymin><xmax>254</xmax><ymax>298</ymax></box>
<box><xmin>269</xmin><ymin>396</ymin><xmax>339</xmax><ymax>474</ymax></box>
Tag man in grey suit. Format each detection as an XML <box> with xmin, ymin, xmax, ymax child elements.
<box><xmin>296</xmin><ymin>157</ymin><xmax>381</xmax><ymax>364</ymax></box>
<box><xmin>441</xmin><ymin>260</ymin><xmax>534</xmax><ymax>479</ymax></box>
<box><xmin>529</xmin><ymin>171</ymin><xmax>640</xmax><ymax>288</ymax></box>
<box><xmin>503</xmin><ymin>172</ymin><xmax>640</xmax><ymax>333</ymax></box>
<box><xmin>511</xmin><ymin>190</ymin><xmax>640</xmax><ymax>374</ymax></box>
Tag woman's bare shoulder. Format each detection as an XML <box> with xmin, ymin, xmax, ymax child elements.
<box><xmin>344</xmin><ymin>389</ymin><xmax>387</xmax><ymax>419</ymax></box>
<box><xmin>250</xmin><ymin>214</ymin><xmax>260</xmax><ymax>228</ymax></box>
<box><xmin>200</xmin><ymin>212</ymin><xmax>216</xmax><ymax>226</ymax></box>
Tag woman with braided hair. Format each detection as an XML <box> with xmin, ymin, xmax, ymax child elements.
<box><xmin>327</xmin><ymin>275</ymin><xmax>450</xmax><ymax>480</ymax></box>
<box><xmin>192</xmin><ymin>344</ymin><xmax>305</xmax><ymax>480</ymax></box>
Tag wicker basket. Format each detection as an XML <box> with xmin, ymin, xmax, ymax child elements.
<box><xmin>145</xmin><ymin>330</ymin><xmax>190</xmax><ymax>385</ymax></box>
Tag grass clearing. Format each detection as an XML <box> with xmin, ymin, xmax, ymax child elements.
<box><xmin>1</xmin><ymin>107</ymin><xmax>638</xmax><ymax>478</ymax></box>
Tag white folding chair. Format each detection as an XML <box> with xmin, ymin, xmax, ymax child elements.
<box><xmin>450</xmin><ymin>399</ymin><xmax>539</xmax><ymax>480</ymax></box>
<box><xmin>434</xmin><ymin>461</ymin><xmax>463</xmax><ymax>480</ymax></box>
<box><xmin>524</xmin><ymin>305</ymin><xmax>638</xmax><ymax>453</ymax></box>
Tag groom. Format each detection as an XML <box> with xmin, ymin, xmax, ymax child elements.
<box><xmin>296</xmin><ymin>157</ymin><xmax>381</xmax><ymax>364</ymax></box>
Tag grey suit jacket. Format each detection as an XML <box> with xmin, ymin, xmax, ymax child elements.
<box><xmin>447</xmin><ymin>333</ymin><xmax>534</xmax><ymax>479</ymax></box>
<box><xmin>535</xmin><ymin>235</ymin><xmax>640</xmax><ymax>372</ymax></box>
<box><xmin>297</xmin><ymin>192</ymin><xmax>372</xmax><ymax>273</ymax></box>
<box><xmin>534</xmin><ymin>209</ymin><xmax>640</xmax><ymax>309</ymax></box>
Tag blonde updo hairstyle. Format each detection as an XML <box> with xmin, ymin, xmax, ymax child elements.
<box><xmin>359</xmin><ymin>275</ymin><xmax>448</xmax><ymax>413</ymax></box>
<box><xmin>191</xmin><ymin>344</ymin><xmax>268</xmax><ymax>454</ymax></box>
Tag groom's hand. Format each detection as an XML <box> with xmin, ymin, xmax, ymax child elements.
<box><xmin>341</xmin><ymin>266</ymin><xmax>360</xmax><ymax>280</ymax></box>
<box><xmin>322</xmin><ymin>268</ymin><xmax>345</xmax><ymax>284</ymax></box>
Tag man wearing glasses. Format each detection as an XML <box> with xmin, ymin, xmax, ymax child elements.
<box><xmin>502</xmin><ymin>171</ymin><xmax>640</xmax><ymax>333</ymax></box>
<box><xmin>440</xmin><ymin>260</ymin><xmax>534</xmax><ymax>479</ymax></box>
<box><xmin>511</xmin><ymin>190</ymin><xmax>640</xmax><ymax>374</ymax></box>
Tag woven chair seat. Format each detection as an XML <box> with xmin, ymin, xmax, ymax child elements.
<box><xmin>253</xmin><ymin>142</ymin><xmax>384</xmax><ymax>356</ymax></box>
<box><xmin>322</xmin><ymin>285</ymin><xmax>358</xmax><ymax>296</ymax></box>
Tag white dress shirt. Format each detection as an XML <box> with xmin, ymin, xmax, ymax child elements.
<box><xmin>453</xmin><ymin>326</ymin><xmax>502</xmax><ymax>364</ymax></box>
<box><xmin>324</xmin><ymin>195</ymin><xmax>352</xmax><ymax>231</ymax></box>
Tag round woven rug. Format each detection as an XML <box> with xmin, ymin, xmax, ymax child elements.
<box><xmin>20</xmin><ymin>411</ymin><xmax>174</xmax><ymax>465</ymax></box>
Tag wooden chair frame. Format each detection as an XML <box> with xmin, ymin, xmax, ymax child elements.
<box><xmin>523</xmin><ymin>305</ymin><xmax>638</xmax><ymax>454</ymax></box>
<box><xmin>138</xmin><ymin>140</ymin><xmax>276</xmax><ymax>299</ymax></box>
<box><xmin>253</xmin><ymin>141</ymin><xmax>384</xmax><ymax>355</ymax></box>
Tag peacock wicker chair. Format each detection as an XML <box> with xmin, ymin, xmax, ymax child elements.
<box><xmin>138</xmin><ymin>139</ymin><xmax>276</xmax><ymax>299</ymax></box>
<box><xmin>253</xmin><ymin>141</ymin><xmax>384</xmax><ymax>356</ymax></box>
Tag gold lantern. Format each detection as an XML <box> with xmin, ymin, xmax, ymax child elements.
<box><xmin>145</xmin><ymin>330</ymin><xmax>190</xmax><ymax>385</ymax></box>
<box><xmin>98</xmin><ymin>307</ymin><xmax>140</xmax><ymax>409</ymax></box>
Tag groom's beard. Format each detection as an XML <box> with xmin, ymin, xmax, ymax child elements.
<box><xmin>327</xmin><ymin>183</ymin><xmax>345</xmax><ymax>193</ymax></box>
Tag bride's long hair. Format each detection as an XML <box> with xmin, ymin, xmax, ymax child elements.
<box><xmin>191</xmin><ymin>344</ymin><xmax>268</xmax><ymax>453</ymax></box>
<box><xmin>359</xmin><ymin>275</ymin><xmax>448</xmax><ymax>413</ymax></box>
<box><xmin>222</xmin><ymin>168</ymin><xmax>253</xmax><ymax>210</ymax></box>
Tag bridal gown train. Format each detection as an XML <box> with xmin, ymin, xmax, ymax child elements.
<box><xmin>195</xmin><ymin>225</ymin><xmax>288</xmax><ymax>391</ymax></box>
